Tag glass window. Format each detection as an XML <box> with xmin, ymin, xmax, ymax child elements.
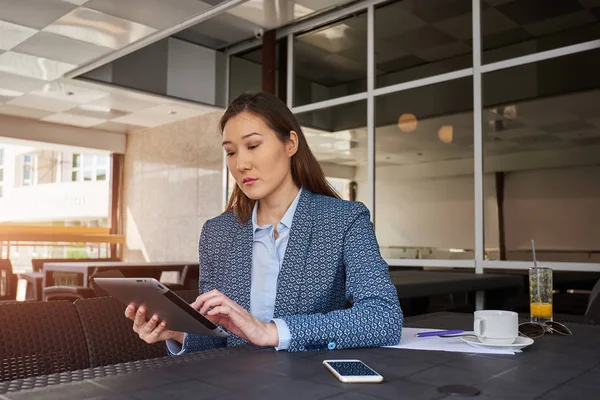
<box><xmin>0</xmin><ymin>148</ymin><xmax>4</xmax><ymax>165</ymax></box>
<box><xmin>295</xmin><ymin>100</ymin><xmax>368</xmax><ymax>202</ymax></box>
<box><xmin>0</xmin><ymin>169</ymin><xmax>3</xmax><ymax>181</ymax></box>
<box><xmin>375</xmin><ymin>0</ymin><xmax>472</xmax><ymax>89</ymax></box>
<box><xmin>83</xmin><ymin>155</ymin><xmax>94</xmax><ymax>168</ymax></box>
<box><xmin>96</xmin><ymin>170</ymin><xmax>107</xmax><ymax>181</ymax></box>
<box><xmin>83</xmin><ymin>170</ymin><xmax>93</xmax><ymax>181</ymax></box>
<box><xmin>483</xmin><ymin>48</ymin><xmax>600</xmax><ymax>263</ymax></box>
<box><xmin>375</xmin><ymin>77</ymin><xmax>475</xmax><ymax>260</ymax></box>
<box><xmin>73</xmin><ymin>153</ymin><xmax>80</xmax><ymax>168</ymax></box>
<box><xmin>294</xmin><ymin>12</ymin><xmax>368</xmax><ymax>107</ymax></box>
<box><xmin>229</xmin><ymin>40</ymin><xmax>286</xmax><ymax>102</ymax></box>
<box><xmin>229</xmin><ymin>51</ymin><xmax>262</xmax><ymax>101</ymax></box>
<box><xmin>72</xmin><ymin>171</ymin><xmax>79</xmax><ymax>182</ymax></box>
<box><xmin>481</xmin><ymin>0</ymin><xmax>600</xmax><ymax>64</ymax></box>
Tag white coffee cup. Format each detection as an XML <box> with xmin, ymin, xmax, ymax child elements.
<box><xmin>474</xmin><ymin>310</ymin><xmax>518</xmax><ymax>345</ymax></box>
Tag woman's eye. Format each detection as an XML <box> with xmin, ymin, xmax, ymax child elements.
<box><xmin>248</xmin><ymin>144</ymin><xmax>259</xmax><ymax>150</ymax></box>
<box><xmin>226</xmin><ymin>151</ymin><xmax>235</xmax><ymax>157</ymax></box>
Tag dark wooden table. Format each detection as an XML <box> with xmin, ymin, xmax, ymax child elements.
<box><xmin>43</xmin><ymin>261</ymin><xmax>198</xmax><ymax>289</ymax></box>
<box><xmin>3</xmin><ymin>312</ymin><xmax>599</xmax><ymax>399</ymax></box>
<box><xmin>389</xmin><ymin>270</ymin><xmax>523</xmax><ymax>299</ymax></box>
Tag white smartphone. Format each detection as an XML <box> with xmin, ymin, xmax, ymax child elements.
<box><xmin>322</xmin><ymin>359</ymin><xmax>384</xmax><ymax>383</ymax></box>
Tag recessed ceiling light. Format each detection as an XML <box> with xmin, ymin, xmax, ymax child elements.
<box><xmin>168</xmin><ymin>110</ymin><xmax>177</xmax><ymax>115</ymax></box>
<box><xmin>66</xmin><ymin>91</ymin><xmax>74</xmax><ymax>96</ymax></box>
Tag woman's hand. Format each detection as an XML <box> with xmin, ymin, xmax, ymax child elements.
<box><xmin>192</xmin><ymin>289</ymin><xmax>279</xmax><ymax>347</ymax></box>
<box><xmin>125</xmin><ymin>305</ymin><xmax>184</xmax><ymax>345</ymax></box>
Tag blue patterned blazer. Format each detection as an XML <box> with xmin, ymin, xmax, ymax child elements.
<box><xmin>178</xmin><ymin>189</ymin><xmax>403</xmax><ymax>353</ymax></box>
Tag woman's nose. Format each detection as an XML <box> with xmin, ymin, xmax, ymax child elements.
<box><xmin>236</xmin><ymin>152</ymin><xmax>251</xmax><ymax>171</ymax></box>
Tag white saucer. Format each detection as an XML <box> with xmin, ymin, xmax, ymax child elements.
<box><xmin>461</xmin><ymin>335</ymin><xmax>534</xmax><ymax>350</ymax></box>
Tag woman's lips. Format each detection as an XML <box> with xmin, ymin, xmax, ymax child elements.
<box><xmin>242</xmin><ymin>178</ymin><xmax>257</xmax><ymax>185</ymax></box>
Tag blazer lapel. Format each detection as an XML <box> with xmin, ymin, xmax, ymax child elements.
<box><xmin>225</xmin><ymin>217</ymin><xmax>253</xmax><ymax>312</ymax></box>
<box><xmin>273</xmin><ymin>189</ymin><xmax>314</xmax><ymax>317</ymax></box>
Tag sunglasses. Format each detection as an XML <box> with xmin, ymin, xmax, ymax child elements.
<box><xmin>518</xmin><ymin>321</ymin><xmax>572</xmax><ymax>339</ymax></box>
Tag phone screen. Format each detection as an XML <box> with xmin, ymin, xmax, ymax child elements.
<box><xmin>327</xmin><ymin>361</ymin><xmax>379</xmax><ymax>376</ymax></box>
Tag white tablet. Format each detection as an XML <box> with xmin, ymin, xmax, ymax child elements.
<box><xmin>94</xmin><ymin>277</ymin><xmax>229</xmax><ymax>338</ymax></box>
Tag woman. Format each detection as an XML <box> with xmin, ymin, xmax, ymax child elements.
<box><xmin>125</xmin><ymin>92</ymin><xmax>403</xmax><ymax>353</ymax></box>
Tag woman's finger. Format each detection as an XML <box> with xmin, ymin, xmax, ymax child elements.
<box><xmin>199</xmin><ymin>295</ymin><xmax>229</xmax><ymax>315</ymax></box>
<box><xmin>133</xmin><ymin>307</ymin><xmax>147</xmax><ymax>332</ymax></box>
<box><xmin>191</xmin><ymin>289</ymin><xmax>222</xmax><ymax>310</ymax></box>
<box><xmin>141</xmin><ymin>314</ymin><xmax>159</xmax><ymax>334</ymax></box>
<box><xmin>124</xmin><ymin>304</ymin><xmax>136</xmax><ymax>320</ymax></box>
<box><xmin>152</xmin><ymin>321</ymin><xmax>167</xmax><ymax>338</ymax></box>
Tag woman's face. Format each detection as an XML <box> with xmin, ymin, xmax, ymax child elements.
<box><xmin>222</xmin><ymin>111</ymin><xmax>297</xmax><ymax>200</ymax></box>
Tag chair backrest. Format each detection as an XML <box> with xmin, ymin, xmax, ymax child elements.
<box><xmin>73</xmin><ymin>296</ymin><xmax>166</xmax><ymax>367</ymax></box>
<box><xmin>0</xmin><ymin>260</ymin><xmax>17</xmax><ymax>301</ymax></box>
<box><xmin>585</xmin><ymin>279</ymin><xmax>600</xmax><ymax>322</ymax></box>
<box><xmin>31</xmin><ymin>257</ymin><xmax>121</xmax><ymax>272</ymax></box>
<box><xmin>0</xmin><ymin>301</ymin><xmax>89</xmax><ymax>382</ymax></box>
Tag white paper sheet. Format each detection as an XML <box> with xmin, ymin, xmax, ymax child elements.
<box><xmin>384</xmin><ymin>328</ymin><xmax>520</xmax><ymax>355</ymax></box>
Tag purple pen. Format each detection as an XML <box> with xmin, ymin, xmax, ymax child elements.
<box><xmin>414</xmin><ymin>330</ymin><xmax>464</xmax><ymax>338</ymax></box>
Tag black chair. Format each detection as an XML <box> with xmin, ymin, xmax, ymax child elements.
<box><xmin>0</xmin><ymin>301</ymin><xmax>89</xmax><ymax>381</ymax></box>
<box><xmin>0</xmin><ymin>259</ymin><xmax>17</xmax><ymax>301</ymax></box>
<box><xmin>31</xmin><ymin>257</ymin><xmax>122</xmax><ymax>272</ymax></box>
<box><xmin>43</xmin><ymin>286</ymin><xmax>96</xmax><ymax>301</ymax></box>
<box><xmin>585</xmin><ymin>279</ymin><xmax>600</xmax><ymax>323</ymax></box>
<box><xmin>73</xmin><ymin>296</ymin><xmax>166</xmax><ymax>367</ymax></box>
<box><xmin>21</xmin><ymin>258</ymin><xmax>121</xmax><ymax>301</ymax></box>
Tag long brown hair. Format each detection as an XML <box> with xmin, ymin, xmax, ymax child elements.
<box><xmin>220</xmin><ymin>92</ymin><xmax>341</xmax><ymax>223</ymax></box>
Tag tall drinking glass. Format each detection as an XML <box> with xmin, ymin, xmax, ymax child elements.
<box><xmin>529</xmin><ymin>267</ymin><xmax>553</xmax><ymax>323</ymax></box>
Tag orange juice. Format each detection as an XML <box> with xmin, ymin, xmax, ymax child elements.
<box><xmin>530</xmin><ymin>302</ymin><xmax>552</xmax><ymax>319</ymax></box>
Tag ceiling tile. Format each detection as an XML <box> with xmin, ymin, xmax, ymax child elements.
<box><xmin>0</xmin><ymin>104</ymin><xmax>53</xmax><ymax>119</ymax></box>
<box><xmin>84</xmin><ymin>0</ymin><xmax>211</xmax><ymax>30</ymax></box>
<box><xmin>31</xmin><ymin>82</ymin><xmax>109</xmax><ymax>104</ymax></box>
<box><xmin>68</xmin><ymin>104</ymin><xmax>129</xmax><ymax>119</ymax></box>
<box><xmin>43</xmin><ymin>7</ymin><xmax>157</xmax><ymax>50</ymax></box>
<box><xmin>0</xmin><ymin>71</ymin><xmax>46</xmax><ymax>92</ymax></box>
<box><xmin>0</xmin><ymin>0</ymin><xmax>77</xmax><ymax>29</ymax></box>
<box><xmin>42</xmin><ymin>112</ymin><xmax>106</xmax><ymax>127</ymax></box>
<box><xmin>60</xmin><ymin>0</ymin><xmax>89</xmax><ymax>4</ymax></box>
<box><xmin>0</xmin><ymin>88</ymin><xmax>24</xmax><ymax>98</ymax></box>
<box><xmin>14</xmin><ymin>31</ymin><xmax>113</xmax><ymax>66</ymax></box>
<box><xmin>7</xmin><ymin>94</ymin><xmax>78</xmax><ymax>112</ymax></box>
<box><xmin>496</xmin><ymin>0</ymin><xmax>583</xmax><ymax>25</ymax></box>
<box><xmin>112</xmin><ymin>103</ymin><xmax>215</xmax><ymax>128</ymax></box>
<box><xmin>523</xmin><ymin>10</ymin><xmax>596</xmax><ymax>37</ymax></box>
<box><xmin>94</xmin><ymin>121</ymin><xmax>142</xmax><ymax>134</ymax></box>
<box><xmin>0</xmin><ymin>51</ymin><xmax>76</xmax><ymax>81</ymax></box>
<box><xmin>83</xmin><ymin>93</ymin><xmax>161</xmax><ymax>113</ymax></box>
<box><xmin>0</xmin><ymin>21</ymin><xmax>38</xmax><ymax>51</ymax></box>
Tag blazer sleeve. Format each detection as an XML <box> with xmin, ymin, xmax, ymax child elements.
<box><xmin>166</xmin><ymin>220</ymin><xmax>227</xmax><ymax>355</ymax></box>
<box><xmin>278</xmin><ymin>202</ymin><xmax>403</xmax><ymax>352</ymax></box>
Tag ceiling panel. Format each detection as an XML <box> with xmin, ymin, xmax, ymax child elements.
<box><xmin>42</xmin><ymin>112</ymin><xmax>106</xmax><ymax>127</ymax></box>
<box><xmin>31</xmin><ymin>82</ymin><xmax>109</xmax><ymax>104</ymax></box>
<box><xmin>0</xmin><ymin>104</ymin><xmax>54</xmax><ymax>119</ymax></box>
<box><xmin>112</xmin><ymin>102</ymin><xmax>216</xmax><ymax>128</ymax></box>
<box><xmin>84</xmin><ymin>93</ymin><xmax>161</xmax><ymax>113</ymax></box>
<box><xmin>6</xmin><ymin>94</ymin><xmax>78</xmax><ymax>112</ymax></box>
<box><xmin>94</xmin><ymin>121</ymin><xmax>142</xmax><ymax>133</ymax></box>
<box><xmin>43</xmin><ymin>7</ymin><xmax>157</xmax><ymax>49</ymax></box>
<box><xmin>0</xmin><ymin>71</ymin><xmax>46</xmax><ymax>93</ymax></box>
<box><xmin>0</xmin><ymin>51</ymin><xmax>76</xmax><ymax>81</ymax></box>
<box><xmin>13</xmin><ymin>31</ymin><xmax>113</xmax><ymax>65</ymax></box>
<box><xmin>0</xmin><ymin>0</ymin><xmax>77</xmax><ymax>30</ymax></box>
<box><xmin>84</xmin><ymin>0</ymin><xmax>213</xmax><ymax>30</ymax></box>
<box><xmin>0</xmin><ymin>20</ymin><xmax>37</xmax><ymax>51</ymax></box>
